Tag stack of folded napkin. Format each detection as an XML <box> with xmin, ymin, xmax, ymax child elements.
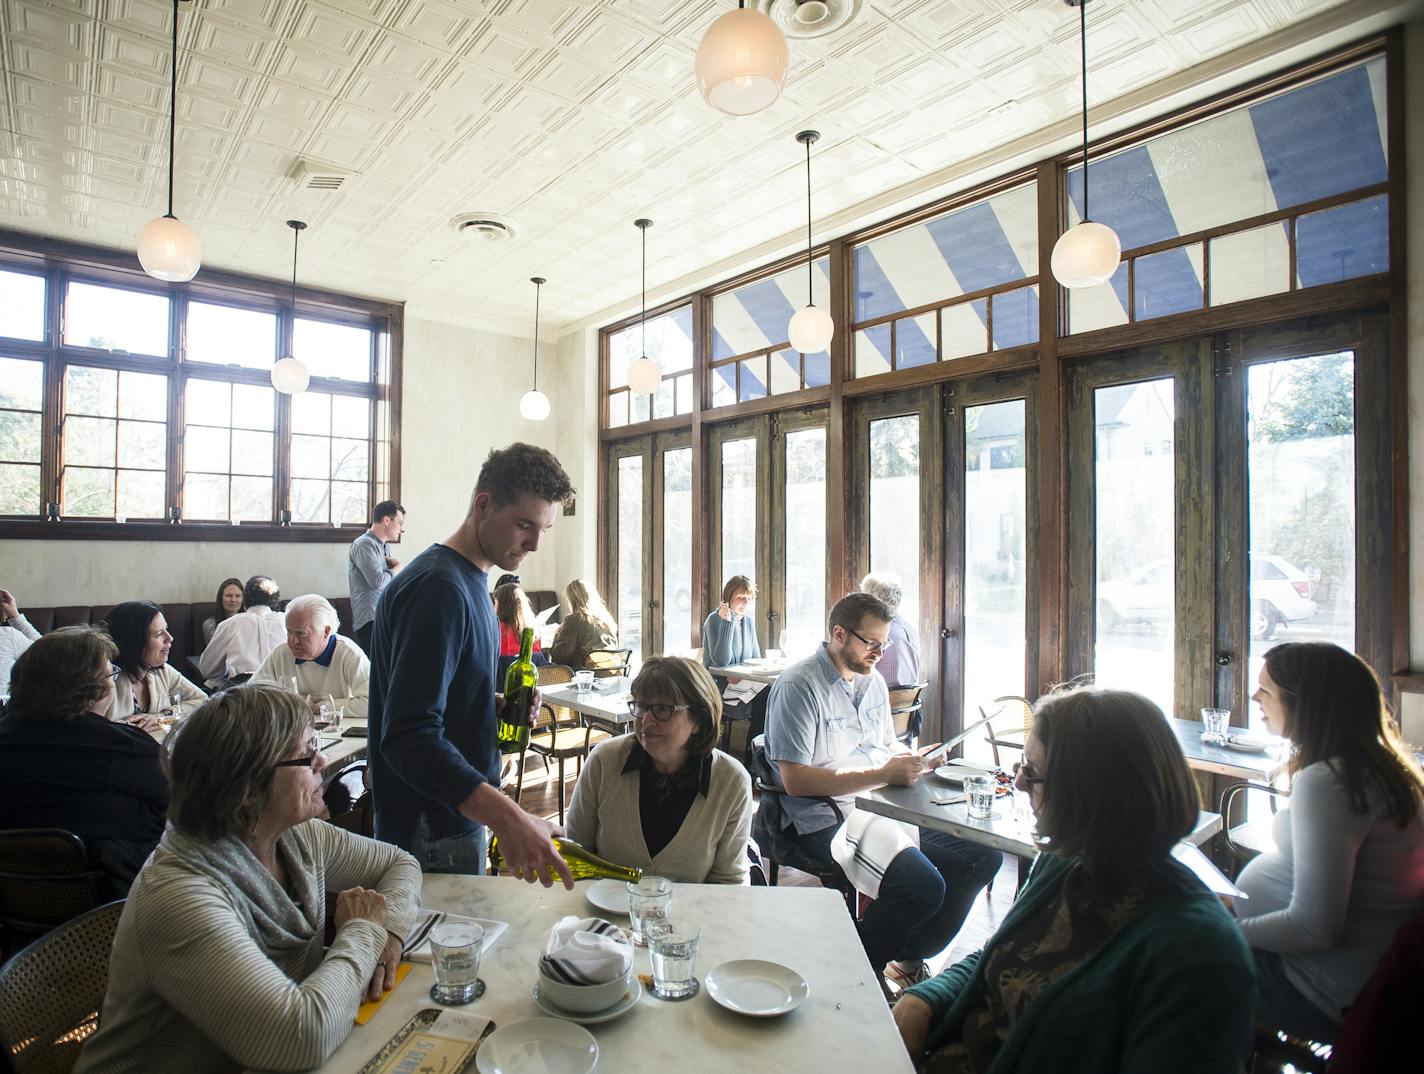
<box><xmin>401</xmin><ymin>909</ymin><xmax>508</xmax><ymax>962</ymax></box>
<box><xmin>539</xmin><ymin>916</ymin><xmax>632</xmax><ymax>985</ymax></box>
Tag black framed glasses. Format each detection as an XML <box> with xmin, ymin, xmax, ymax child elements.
<box><xmin>1012</xmin><ymin>760</ymin><xmax>1045</xmax><ymax>787</ymax></box>
<box><xmin>845</xmin><ymin>626</ymin><xmax>893</xmax><ymax>655</ymax></box>
<box><xmin>274</xmin><ymin>743</ymin><xmax>322</xmax><ymax>770</ymax></box>
<box><xmin>107</xmin><ymin>664</ymin><xmax>122</xmax><ymax>681</ymax></box>
<box><xmin>627</xmin><ymin>699</ymin><xmax>690</xmax><ymax>723</ymax></box>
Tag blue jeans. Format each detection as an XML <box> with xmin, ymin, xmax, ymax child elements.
<box><xmin>409</xmin><ymin>818</ymin><xmax>487</xmax><ymax>876</ymax></box>
<box><xmin>798</xmin><ymin>824</ymin><xmax>1002</xmax><ymax>972</ymax></box>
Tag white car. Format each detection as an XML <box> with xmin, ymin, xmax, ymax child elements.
<box><xmin>1097</xmin><ymin>553</ymin><xmax>1317</xmax><ymax>639</ymax></box>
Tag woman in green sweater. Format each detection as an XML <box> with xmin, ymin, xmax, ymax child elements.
<box><xmin>893</xmin><ymin>688</ymin><xmax>1256</xmax><ymax>1074</ymax></box>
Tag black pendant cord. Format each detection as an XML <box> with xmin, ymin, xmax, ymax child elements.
<box><xmin>532</xmin><ymin>279</ymin><xmax>542</xmax><ymax>390</ymax></box>
<box><xmin>641</xmin><ymin>225</ymin><xmax>647</xmax><ymax>358</ymax></box>
<box><xmin>290</xmin><ymin>228</ymin><xmax>299</xmax><ymax>309</ymax></box>
<box><xmin>166</xmin><ymin>0</ymin><xmax>178</xmax><ymax>219</ymax></box>
<box><xmin>804</xmin><ymin>136</ymin><xmax>814</xmax><ymax>306</ymax></box>
<box><xmin>1079</xmin><ymin>0</ymin><xmax>1090</xmax><ymax>222</ymax></box>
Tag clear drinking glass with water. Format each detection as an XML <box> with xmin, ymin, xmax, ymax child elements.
<box><xmin>428</xmin><ymin>921</ymin><xmax>485</xmax><ymax>1005</ymax></box>
<box><xmin>647</xmin><ymin>922</ymin><xmax>701</xmax><ymax>1001</ymax></box>
<box><xmin>1201</xmin><ymin>707</ymin><xmax>1230</xmax><ymax>746</ymax></box>
<box><xmin>964</xmin><ymin>775</ymin><xmax>996</xmax><ymax>820</ymax></box>
<box><xmin>626</xmin><ymin>876</ymin><xmax>673</xmax><ymax>947</ymax></box>
<box><xmin>573</xmin><ymin>669</ymin><xmax>595</xmax><ymax>694</ymax></box>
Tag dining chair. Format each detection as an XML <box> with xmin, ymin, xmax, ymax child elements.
<box><xmin>585</xmin><ymin>649</ymin><xmax>632</xmax><ymax>679</ymax></box>
<box><xmin>323</xmin><ymin>760</ymin><xmax>372</xmax><ymax>839</ymax></box>
<box><xmin>888</xmin><ymin>683</ymin><xmax>928</xmax><ymax>747</ymax></box>
<box><xmin>0</xmin><ymin>899</ymin><xmax>123</xmax><ymax>1074</ymax></box>
<box><xmin>516</xmin><ymin>665</ymin><xmax>611</xmax><ymax>823</ymax></box>
<box><xmin>1220</xmin><ymin>781</ymin><xmax>1288</xmax><ymax>862</ymax></box>
<box><xmin>980</xmin><ymin>695</ymin><xmax>1034</xmax><ymax>768</ymax></box>
<box><xmin>0</xmin><ymin>829</ymin><xmax>104</xmax><ymax>958</ymax></box>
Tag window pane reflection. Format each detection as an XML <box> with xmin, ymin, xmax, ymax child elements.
<box><xmin>662</xmin><ymin>448</ymin><xmax>693</xmax><ymax>655</ymax></box>
<box><xmin>869</xmin><ymin>415</ymin><xmax>920</xmax><ymax>624</ymax></box>
<box><xmin>783</xmin><ymin>427</ymin><xmax>826</xmax><ymax>658</ymax></box>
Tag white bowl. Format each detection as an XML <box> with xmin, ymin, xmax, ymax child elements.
<box><xmin>535</xmin><ymin>967</ymin><xmax>634</xmax><ymax>1014</ymax></box>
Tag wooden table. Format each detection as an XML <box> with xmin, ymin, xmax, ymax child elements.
<box><xmin>708</xmin><ymin>661</ymin><xmax>787</xmax><ymax>685</ymax></box>
<box><xmin>541</xmin><ymin>676</ymin><xmax>636</xmax><ymax>733</ymax></box>
<box><xmin>304</xmin><ymin>877</ymin><xmax>913</xmax><ymax>1074</ymax></box>
<box><xmin>1168</xmin><ymin>717</ymin><xmax>1287</xmax><ymax>782</ymax></box>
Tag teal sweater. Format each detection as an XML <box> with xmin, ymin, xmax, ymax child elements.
<box><xmin>906</xmin><ymin>853</ymin><xmax>1256</xmax><ymax>1074</ymax></box>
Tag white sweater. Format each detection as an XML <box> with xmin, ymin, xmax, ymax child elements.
<box><xmin>251</xmin><ymin>636</ymin><xmax>370</xmax><ymax>721</ymax></box>
<box><xmin>0</xmin><ymin>614</ymin><xmax>41</xmax><ymax>696</ymax></box>
<box><xmin>1236</xmin><ymin>760</ymin><xmax>1424</xmax><ymax>1019</ymax></box>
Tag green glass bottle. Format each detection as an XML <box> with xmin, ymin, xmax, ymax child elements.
<box><xmin>498</xmin><ymin>627</ymin><xmax>536</xmax><ymax>754</ymax></box>
<box><xmin>489</xmin><ymin>835</ymin><xmax>642</xmax><ymax>883</ymax></box>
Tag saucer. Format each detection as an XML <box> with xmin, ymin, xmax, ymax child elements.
<box><xmin>475</xmin><ymin>1018</ymin><xmax>597</xmax><ymax>1074</ymax></box>
<box><xmin>585</xmin><ymin>878</ymin><xmax>630</xmax><ymax>915</ymax></box>
<box><xmin>705</xmin><ymin>960</ymin><xmax>808</xmax><ymax>1017</ymax></box>
<box><xmin>532</xmin><ymin>978</ymin><xmax>642</xmax><ymax>1024</ymax></box>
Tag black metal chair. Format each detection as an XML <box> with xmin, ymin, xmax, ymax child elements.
<box><xmin>585</xmin><ymin>649</ymin><xmax>632</xmax><ymax>679</ymax></box>
<box><xmin>0</xmin><ymin>829</ymin><xmax>104</xmax><ymax>958</ymax></box>
<box><xmin>888</xmin><ymin>683</ymin><xmax>927</xmax><ymax>747</ymax></box>
<box><xmin>324</xmin><ymin>760</ymin><xmax>372</xmax><ymax>838</ymax></box>
<box><xmin>1220</xmin><ymin>781</ymin><xmax>1289</xmax><ymax>862</ymax></box>
<box><xmin>749</xmin><ymin>737</ymin><xmax>856</xmax><ymax>911</ymax></box>
<box><xmin>980</xmin><ymin>695</ymin><xmax>1034</xmax><ymax>768</ymax></box>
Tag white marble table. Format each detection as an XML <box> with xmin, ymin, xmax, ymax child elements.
<box><xmin>541</xmin><ymin>676</ymin><xmax>635</xmax><ymax>732</ymax></box>
<box><xmin>708</xmin><ymin>661</ymin><xmax>787</xmax><ymax>685</ymax></box>
<box><xmin>319</xmin><ymin>722</ymin><xmax>368</xmax><ymax>774</ymax></box>
<box><xmin>306</xmin><ymin>877</ymin><xmax>913</xmax><ymax>1074</ymax></box>
<box><xmin>856</xmin><ymin>778</ymin><xmax>1222</xmax><ymax>861</ymax></box>
<box><xmin>1168</xmin><ymin>717</ymin><xmax>1287</xmax><ymax>782</ymax></box>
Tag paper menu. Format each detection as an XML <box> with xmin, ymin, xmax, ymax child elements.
<box><xmin>359</xmin><ymin>1009</ymin><xmax>494</xmax><ymax>1074</ymax></box>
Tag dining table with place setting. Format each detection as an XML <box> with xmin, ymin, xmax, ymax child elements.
<box><xmin>1168</xmin><ymin>715</ymin><xmax>1287</xmax><ymax>782</ymax></box>
<box><xmin>294</xmin><ymin>875</ymin><xmax>914</xmax><ymax>1074</ymax></box>
<box><xmin>540</xmin><ymin>674</ymin><xmax>637</xmax><ymax>734</ymax></box>
<box><xmin>706</xmin><ymin>655</ymin><xmax>788</xmax><ymax>685</ymax></box>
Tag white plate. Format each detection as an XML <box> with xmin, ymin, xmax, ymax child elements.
<box><xmin>532</xmin><ymin>977</ymin><xmax>642</xmax><ymax>1024</ymax></box>
<box><xmin>1223</xmin><ymin>736</ymin><xmax>1272</xmax><ymax>753</ymax></box>
<box><xmin>475</xmin><ymin>1018</ymin><xmax>598</xmax><ymax>1074</ymax></box>
<box><xmin>585</xmin><ymin>878</ymin><xmax>630</xmax><ymax>915</ymax></box>
<box><xmin>705</xmin><ymin>959</ymin><xmax>809</xmax><ymax>1018</ymax></box>
<box><xmin>933</xmin><ymin>763</ymin><xmax>995</xmax><ymax>784</ymax></box>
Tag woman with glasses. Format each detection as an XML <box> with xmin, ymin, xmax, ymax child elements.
<box><xmin>563</xmin><ymin>656</ymin><xmax>753</xmax><ymax>883</ymax></box>
<box><xmin>76</xmin><ymin>683</ymin><xmax>420</xmax><ymax>1074</ymax></box>
<box><xmin>892</xmin><ymin>687</ymin><xmax>1256</xmax><ymax>1074</ymax></box>
<box><xmin>0</xmin><ymin>626</ymin><xmax>168</xmax><ymax>900</ymax></box>
<box><xmin>105</xmin><ymin>600</ymin><xmax>206</xmax><ymax>729</ymax></box>
<box><xmin>701</xmin><ymin>575</ymin><xmax>761</xmax><ymax>669</ymax></box>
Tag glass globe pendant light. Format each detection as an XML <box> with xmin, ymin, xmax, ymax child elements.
<box><xmin>625</xmin><ymin>219</ymin><xmax>662</xmax><ymax>395</ymax></box>
<box><xmin>137</xmin><ymin>0</ymin><xmax>201</xmax><ymax>281</ymax></box>
<box><xmin>1051</xmin><ymin>0</ymin><xmax>1120</xmax><ymax>289</ymax></box>
<box><xmin>787</xmin><ymin>129</ymin><xmax>833</xmax><ymax>354</ymax></box>
<box><xmin>519</xmin><ymin>276</ymin><xmax>552</xmax><ymax>421</ymax></box>
<box><xmin>271</xmin><ymin>220</ymin><xmax>310</xmax><ymax>395</ymax></box>
<box><xmin>694</xmin><ymin>1</ymin><xmax>790</xmax><ymax>117</ymax></box>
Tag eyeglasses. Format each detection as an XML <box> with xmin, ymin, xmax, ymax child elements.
<box><xmin>845</xmin><ymin>626</ymin><xmax>893</xmax><ymax>655</ymax></box>
<box><xmin>1012</xmin><ymin>760</ymin><xmax>1045</xmax><ymax>787</ymax></box>
<box><xmin>107</xmin><ymin>664</ymin><xmax>122</xmax><ymax>682</ymax></box>
<box><xmin>274</xmin><ymin>743</ymin><xmax>322</xmax><ymax>770</ymax></box>
<box><xmin>627</xmin><ymin>699</ymin><xmax>690</xmax><ymax>723</ymax></box>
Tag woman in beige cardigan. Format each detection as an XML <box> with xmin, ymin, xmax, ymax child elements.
<box><xmin>564</xmin><ymin>656</ymin><xmax>753</xmax><ymax>884</ymax></box>
<box><xmin>103</xmin><ymin>601</ymin><xmax>205</xmax><ymax>730</ymax></box>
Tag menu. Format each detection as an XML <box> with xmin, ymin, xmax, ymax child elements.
<box><xmin>357</xmin><ymin>1009</ymin><xmax>494</xmax><ymax>1074</ymax></box>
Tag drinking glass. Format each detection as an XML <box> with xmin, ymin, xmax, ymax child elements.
<box><xmin>626</xmin><ymin>876</ymin><xmax>673</xmax><ymax>947</ymax></box>
<box><xmin>647</xmin><ymin>922</ymin><xmax>701</xmax><ymax>1000</ymax></box>
<box><xmin>314</xmin><ymin>695</ymin><xmax>342</xmax><ymax>732</ymax></box>
<box><xmin>573</xmin><ymin>669</ymin><xmax>595</xmax><ymax>694</ymax></box>
<box><xmin>1201</xmin><ymin>707</ymin><xmax>1230</xmax><ymax>746</ymax></box>
<box><xmin>964</xmin><ymin>775</ymin><xmax>996</xmax><ymax>820</ymax></box>
<box><xmin>428</xmin><ymin>921</ymin><xmax>485</xmax><ymax>1005</ymax></box>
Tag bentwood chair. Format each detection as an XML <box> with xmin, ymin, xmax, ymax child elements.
<box><xmin>888</xmin><ymin>684</ymin><xmax>928</xmax><ymax>747</ymax></box>
<box><xmin>324</xmin><ymin>760</ymin><xmax>372</xmax><ymax>839</ymax></box>
<box><xmin>516</xmin><ymin>665</ymin><xmax>611</xmax><ymax>823</ymax></box>
<box><xmin>0</xmin><ymin>899</ymin><xmax>124</xmax><ymax>1074</ymax></box>
<box><xmin>0</xmin><ymin>830</ymin><xmax>103</xmax><ymax>958</ymax></box>
<box><xmin>980</xmin><ymin>695</ymin><xmax>1034</xmax><ymax>768</ymax></box>
<box><xmin>1220</xmin><ymin>781</ymin><xmax>1289</xmax><ymax>862</ymax></box>
<box><xmin>585</xmin><ymin>649</ymin><xmax>632</xmax><ymax>679</ymax></box>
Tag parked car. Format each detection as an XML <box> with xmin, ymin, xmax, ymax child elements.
<box><xmin>1096</xmin><ymin>553</ymin><xmax>1316</xmax><ymax>639</ymax></box>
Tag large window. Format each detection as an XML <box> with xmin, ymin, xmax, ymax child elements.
<box><xmin>782</xmin><ymin>425</ymin><xmax>827</xmax><ymax>657</ymax></box>
<box><xmin>0</xmin><ymin>245</ymin><xmax>399</xmax><ymax>535</ymax></box>
<box><xmin>606</xmin><ymin>306</ymin><xmax>694</xmax><ymax>429</ymax></box>
<box><xmin>868</xmin><ymin>414</ymin><xmax>922</xmax><ymax>625</ymax></box>
<box><xmin>710</xmin><ymin>258</ymin><xmax>831</xmax><ymax>406</ymax></box>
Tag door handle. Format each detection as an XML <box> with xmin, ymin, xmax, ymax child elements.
<box><xmin>940</xmin><ymin>626</ymin><xmax>957</xmax><ymax>639</ymax></box>
<box><xmin>1215</xmin><ymin>652</ymin><xmax>1232</xmax><ymax>666</ymax></box>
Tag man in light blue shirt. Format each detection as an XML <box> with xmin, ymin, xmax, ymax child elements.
<box><xmin>349</xmin><ymin>499</ymin><xmax>405</xmax><ymax>656</ymax></box>
<box><xmin>764</xmin><ymin>592</ymin><xmax>1001</xmax><ymax>991</ymax></box>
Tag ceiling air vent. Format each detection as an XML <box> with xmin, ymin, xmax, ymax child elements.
<box><xmin>755</xmin><ymin>0</ymin><xmax>862</xmax><ymax>39</ymax></box>
<box><xmin>289</xmin><ymin>158</ymin><xmax>353</xmax><ymax>192</ymax></box>
<box><xmin>449</xmin><ymin>212</ymin><xmax>518</xmax><ymax>244</ymax></box>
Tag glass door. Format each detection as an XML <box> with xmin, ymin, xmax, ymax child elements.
<box><xmin>657</xmin><ymin>432</ymin><xmax>693</xmax><ymax>655</ymax></box>
<box><xmin>773</xmin><ymin>409</ymin><xmax>828</xmax><ymax>659</ymax></box>
<box><xmin>708</xmin><ymin>418</ymin><xmax>770</xmax><ymax>651</ymax></box>
<box><xmin>605</xmin><ymin>439</ymin><xmax>651</xmax><ymax>659</ymax></box>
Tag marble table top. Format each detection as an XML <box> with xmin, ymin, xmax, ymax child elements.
<box><xmin>1169</xmin><ymin>717</ymin><xmax>1287</xmax><ymax>782</ymax></box>
<box><xmin>541</xmin><ymin>676</ymin><xmax>636</xmax><ymax>727</ymax></box>
<box><xmin>707</xmin><ymin>662</ymin><xmax>787</xmax><ymax>685</ymax></box>
<box><xmin>304</xmin><ymin>877</ymin><xmax>913</xmax><ymax>1074</ymax></box>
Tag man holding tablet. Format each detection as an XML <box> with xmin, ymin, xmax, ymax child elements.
<box><xmin>763</xmin><ymin>591</ymin><xmax>1002</xmax><ymax>994</ymax></box>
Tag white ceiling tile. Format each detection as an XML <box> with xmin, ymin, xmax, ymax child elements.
<box><xmin>287</xmin><ymin>2</ymin><xmax>380</xmax><ymax>62</ymax></box>
<box><xmin>461</xmin><ymin>19</ymin><xmax>547</xmax><ymax>78</ymax></box>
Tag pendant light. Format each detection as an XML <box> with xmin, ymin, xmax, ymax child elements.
<box><xmin>519</xmin><ymin>276</ymin><xmax>552</xmax><ymax>421</ymax></box>
<box><xmin>626</xmin><ymin>219</ymin><xmax>662</xmax><ymax>395</ymax></box>
<box><xmin>1051</xmin><ymin>0</ymin><xmax>1121</xmax><ymax>289</ymax></box>
<box><xmin>137</xmin><ymin>0</ymin><xmax>202</xmax><ymax>281</ymax></box>
<box><xmin>787</xmin><ymin>129</ymin><xmax>834</xmax><ymax>355</ymax></box>
<box><xmin>694</xmin><ymin>1</ymin><xmax>790</xmax><ymax>116</ymax></box>
<box><xmin>271</xmin><ymin>220</ymin><xmax>310</xmax><ymax>395</ymax></box>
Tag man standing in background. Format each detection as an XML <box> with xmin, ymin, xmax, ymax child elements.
<box><xmin>349</xmin><ymin>499</ymin><xmax>405</xmax><ymax>656</ymax></box>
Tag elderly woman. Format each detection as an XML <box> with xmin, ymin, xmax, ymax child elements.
<box><xmin>75</xmin><ymin>684</ymin><xmax>420</xmax><ymax>1074</ymax></box>
<box><xmin>251</xmin><ymin>594</ymin><xmax>371</xmax><ymax>721</ymax></box>
<box><xmin>564</xmin><ymin>656</ymin><xmax>753</xmax><ymax>883</ymax></box>
<box><xmin>0</xmin><ymin>585</ymin><xmax>42</xmax><ymax>698</ymax></box>
<box><xmin>0</xmin><ymin>627</ymin><xmax>168</xmax><ymax>900</ymax></box>
<box><xmin>1234</xmin><ymin>642</ymin><xmax>1424</xmax><ymax>1044</ymax></box>
<box><xmin>893</xmin><ymin>688</ymin><xmax>1256</xmax><ymax>1073</ymax></box>
<box><xmin>701</xmin><ymin>575</ymin><xmax>761</xmax><ymax>669</ymax></box>
<box><xmin>861</xmin><ymin>571</ymin><xmax>922</xmax><ymax>686</ymax></box>
<box><xmin>105</xmin><ymin>600</ymin><xmax>206</xmax><ymax>729</ymax></box>
<box><xmin>550</xmin><ymin>579</ymin><xmax>618</xmax><ymax>669</ymax></box>
<box><xmin>202</xmin><ymin>577</ymin><xmax>245</xmax><ymax>648</ymax></box>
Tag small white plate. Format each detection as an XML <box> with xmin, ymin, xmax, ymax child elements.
<box><xmin>532</xmin><ymin>978</ymin><xmax>642</xmax><ymax>1024</ymax></box>
<box><xmin>585</xmin><ymin>878</ymin><xmax>630</xmax><ymax>915</ymax></box>
<box><xmin>1223</xmin><ymin>735</ymin><xmax>1272</xmax><ymax>753</ymax></box>
<box><xmin>475</xmin><ymin>1018</ymin><xmax>598</xmax><ymax>1074</ymax></box>
<box><xmin>705</xmin><ymin>959</ymin><xmax>809</xmax><ymax>1018</ymax></box>
<box><xmin>933</xmin><ymin>763</ymin><xmax>996</xmax><ymax>784</ymax></box>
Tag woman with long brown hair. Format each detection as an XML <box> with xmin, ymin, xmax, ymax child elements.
<box><xmin>550</xmin><ymin>578</ymin><xmax>618</xmax><ymax>669</ymax></box>
<box><xmin>1235</xmin><ymin>641</ymin><xmax>1424</xmax><ymax>1043</ymax></box>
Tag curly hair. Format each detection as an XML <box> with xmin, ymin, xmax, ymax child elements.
<box><xmin>9</xmin><ymin>626</ymin><xmax>117</xmax><ymax>721</ymax></box>
<box><xmin>473</xmin><ymin>442</ymin><xmax>575</xmax><ymax>509</ymax></box>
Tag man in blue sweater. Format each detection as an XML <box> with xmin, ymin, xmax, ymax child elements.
<box><xmin>369</xmin><ymin>442</ymin><xmax>575</xmax><ymax>886</ymax></box>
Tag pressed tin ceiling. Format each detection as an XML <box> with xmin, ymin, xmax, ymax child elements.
<box><xmin>0</xmin><ymin>0</ymin><xmax>1382</xmax><ymax>331</ymax></box>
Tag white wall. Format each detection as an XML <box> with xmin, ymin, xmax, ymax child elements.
<box><xmin>549</xmin><ymin>325</ymin><xmax>602</xmax><ymax>611</ymax></box>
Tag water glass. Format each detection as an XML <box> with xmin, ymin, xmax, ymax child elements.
<box><xmin>429</xmin><ymin>921</ymin><xmax>485</xmax><ymax>1005</ymax></box>
<box><xmin>1201</xmin><ymin>707</ymin><xmax>1230</xmax><ymax>746</ymax></box>
<box><xmin>647</xmin><ymin>922</ymin><xmax>701</xmax><ymax>1001</ymax></box>
<box><xmin>626</xmin><ymin>876</ymin><xmax>673</xmax><ymax>947</ymax></box>
<box><xmin>573</xmin><ymin>669</ymin><xmax>595</xmax><ymax>694</ymax></box>
<box><xmin>964</xmin><ymin>775</ymin><xmax>996</xmax><ymax>820</ymax></box>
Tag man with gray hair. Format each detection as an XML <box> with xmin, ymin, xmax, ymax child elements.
<box><xmin>859</xmin><ymin>571</ymin><xmax>922</xmax><ymax>687</ymax></box>
<box><xmin>252</xmin><ymin>594</ymin><xmax>370</xmax><ymax>720</ymax></box>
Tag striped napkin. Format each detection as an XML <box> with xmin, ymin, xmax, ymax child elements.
<box><xmin>539</xmin><ymin>916</ymin><xmax>632</xmax><ymax>985</ymax></box>
<box><xmin>401</xmin><ymin>909</ymin><xmax>508</xmax><ymax>963</ymax></box>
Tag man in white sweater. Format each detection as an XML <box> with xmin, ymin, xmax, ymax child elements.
<box><xmin>252</xmin><ymin>595</ymin><xmax>369</xmax><ymax>722</ymax></box>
